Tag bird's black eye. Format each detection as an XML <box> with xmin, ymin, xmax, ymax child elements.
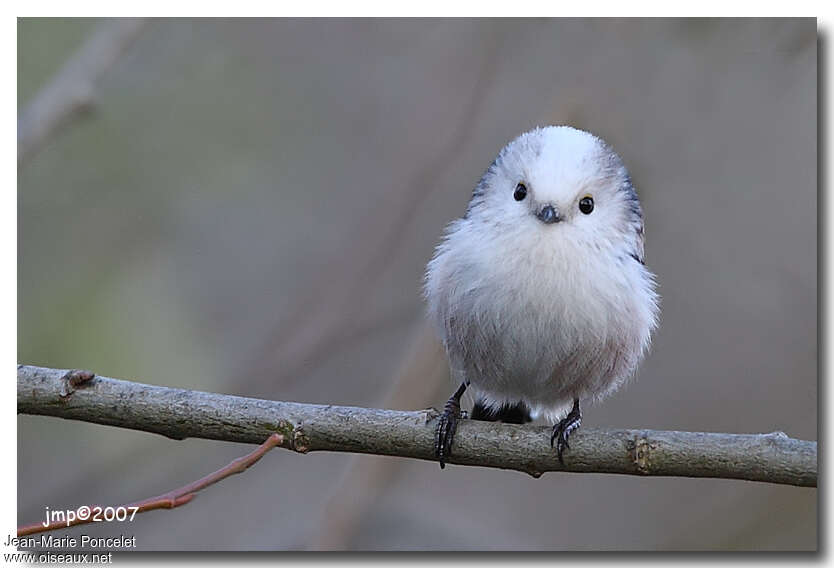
<box><xmin>514</xmin><ymin>183</ymin><xmax>527</xmax><ymax>201</ymax></box>
<box><xmin>579</xmin><ymin>195</ymin><xmax>594</xmax><ymax>214</ymax></box>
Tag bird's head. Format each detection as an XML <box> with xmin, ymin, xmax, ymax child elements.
<box><xmin>465</xmin><ymin>126</ymin><xmax>644</xmax><ymax>259</ymax></box>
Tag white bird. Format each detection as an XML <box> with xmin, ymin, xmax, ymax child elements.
<box><xmin>424</xmin><ymin>125</ymin><xmax>660</xmax><ymax>468</ymax></box>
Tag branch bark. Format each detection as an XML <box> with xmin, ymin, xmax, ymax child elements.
<box><xmin>17</xmin><ymin>365</ymin><xmax>817</xmax><ymax>487</ymax></box>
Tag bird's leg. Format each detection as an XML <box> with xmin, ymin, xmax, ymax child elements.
<box><xmin>435</xmin><ymin>381</ymin><xmax>467</xmax><ymax>469</ymax></box>
<box><xmin>551</xmin><ymin>398</ymin><xmax>581</xmax><ymax>464</ymax></box>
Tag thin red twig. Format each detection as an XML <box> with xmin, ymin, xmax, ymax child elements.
<box><xmin>17</xmin><ymin>433</ymin><xmax>284</xmax><ymax>537</ymax></box>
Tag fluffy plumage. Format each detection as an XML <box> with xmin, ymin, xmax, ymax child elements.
<box><xmin>425</xmin><ymin>126</ymin><xmax>659</xmax><ymax>427</ymax></box>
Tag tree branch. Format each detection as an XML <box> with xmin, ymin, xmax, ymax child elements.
<box><xmin>18</xmin><ymin>18</ymin><xmax>147</xmax><ymax>166</ymax></box>
<box><xmin>17</xmin><ymin>365</ymin><xmax>817</xmax><ymax>487</ymax></box>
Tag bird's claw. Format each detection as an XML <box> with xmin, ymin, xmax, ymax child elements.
<box><xmin>435</xmin><ymin>395</ymin><xmax>462</xmax><ymax>469</ymax></box>
<box><xmin>551</xmin><ymin>400</ymin><xmax>582</xmax><ymax>464</ymax></box>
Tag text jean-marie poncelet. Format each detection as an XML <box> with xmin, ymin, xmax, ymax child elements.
<box><xmin>6</xmin><ymin>534</ymin><xmax>137</xmax><ymax>549</ymax></box>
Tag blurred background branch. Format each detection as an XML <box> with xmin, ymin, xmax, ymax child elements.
<box><xmin>17</xmin><ymin>18</ymin><xmax>147</xmax><ymax>166</ymax></box>
<box><xmin>239</xmin><ymin>24</ymin><xmax>506</xmax><ymax>395</ymax></box>
<box><xmin>18</xmin><ymin>365</ymin><xmax>817</xmax><ymax>488</ymax></box>
<box><xmin>309</xmin><ymin>323</ymin><xmax>450</xmax><ymax>549</ymax></box>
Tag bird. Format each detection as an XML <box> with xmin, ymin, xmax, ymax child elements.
<box><xmin>423</xmin><ymin>125</ymin><xmax>659</xmax><ymax>468</ymax></box>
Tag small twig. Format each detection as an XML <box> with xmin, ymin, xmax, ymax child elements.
<box><xmin>17</xmin><ymin>433</ymin><xmax>283</xmax><ymax>536</ymax></box>
<box><xmin>18</xmin><ymin>18</ymin><xmax>147</xmax><ymax>166</ymax></box>
<box><xmin>17</xmin><ymin>365</ymin><xmax>818</xmax><ymax>487</ymax></box>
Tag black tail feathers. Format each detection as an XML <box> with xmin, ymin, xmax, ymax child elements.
<box><xmin>471</xmin><ymin>400</ymin><xmax>532</xmax><ymax>424</ymax></box>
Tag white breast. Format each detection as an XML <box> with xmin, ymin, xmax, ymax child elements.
<box><xmin>425</xmin><ymin>218</ymin><xmax>656</xmax><ymax>422</ymax></box>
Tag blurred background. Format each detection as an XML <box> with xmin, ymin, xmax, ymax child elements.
<box><xmin>17</xmin><ymin>18</ymin><xmax>816</xmax><ymax>551</ymax></box>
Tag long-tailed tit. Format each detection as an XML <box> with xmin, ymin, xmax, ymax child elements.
<box><xmin>424</xmin><ymin>126</ymin><xmax>659</xmax><ymax>468</ymax></box>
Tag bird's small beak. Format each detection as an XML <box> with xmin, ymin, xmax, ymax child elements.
<box><xmin>536</xmin><ymin>204</ymin><xmax>561</xmax><ymax>224</ymax></box>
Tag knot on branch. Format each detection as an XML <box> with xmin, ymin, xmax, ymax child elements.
<box><xmin>627</xmin><ymin>435</ymin><xmax>658</xmax><ymax>474</ymax></box>
<box><xmin>59</xmin><ymin>369</ymin><xmax>96</xmax><ymax>398</ymax></box>
<box><xmin>290</xmin><ymin>424</ymin><xmax>310</xmax><ymax>454</ymax></box>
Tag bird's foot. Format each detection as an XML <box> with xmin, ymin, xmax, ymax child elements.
<box><xmin>551</xmin><ymin>399</ymin><xmax>581</xmax><ymax>464</ymax></box>
<box><xmin>435</xmin><ymin>382</ymin><xmax>467</xmax><ymax>469</ymax></box>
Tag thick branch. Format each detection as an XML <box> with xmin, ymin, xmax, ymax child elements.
<box><xmin>17</xmin><ymin>365</ymin><xmax>817</xmax><ymax>487</ymax></box>
<box><xmin>18</xmin><ymin>18</ymin><xmax>147</xmax><ymax>165</ymax></box>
